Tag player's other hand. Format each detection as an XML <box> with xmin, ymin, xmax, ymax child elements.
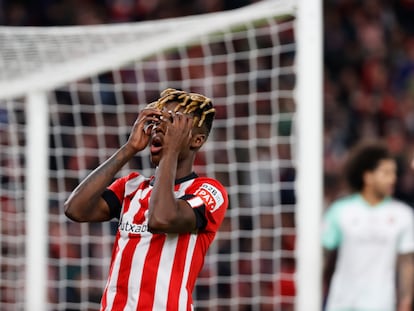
<box><xmin>127</xmin><ymin>107</ymin><xmax>162</xmax><ymax>152</ymax></box>
<box><xmin>162</xmin><ymin>111</ymin><xmax>193</xmax><ymax>155</ymax></box>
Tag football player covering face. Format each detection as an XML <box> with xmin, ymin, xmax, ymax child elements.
<box><xmin>145</xmin><ymin>102</ymin><xmax>207</xmax><ymax>169</ymax></box>
<box><xmin>64</xmin><ymin>88</ymin><xmax>228</xmax><ymax>311</ymax></box>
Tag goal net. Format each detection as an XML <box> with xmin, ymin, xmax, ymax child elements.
<box><xmin>0</xmin><ymin>1</ymin><xmax>322</xmax><ymax>310</ymax></box>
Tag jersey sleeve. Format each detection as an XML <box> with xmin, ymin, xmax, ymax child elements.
<box><xmin>101</xmin><ymin>172</ymin><xmax>139</xmax><ymax>219</ymax></box>
<box><xmin>398</xmin><ymin>205</ymin><xmax>414</xmax><ymax>254</ymax></box>
<box><xmin>321</xmin><ymin>202</ymin><xmax>342</xmax><ymax>250</ymax></box>
<box><xmin>180</xmin><ymin>178</ymin><xmax>228</xmax><ymax>233</ymax></box>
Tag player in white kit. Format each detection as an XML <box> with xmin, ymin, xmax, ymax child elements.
<box><xmin>322</xmin><ymin>141</ymin><xmax>414</xmax><ymax>311</ymax></box>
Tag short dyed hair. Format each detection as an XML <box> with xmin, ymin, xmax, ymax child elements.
<box><xmin>147</xmin><ymin>88</ymin><xmax>215</xmax><ymax>136</ymax></box>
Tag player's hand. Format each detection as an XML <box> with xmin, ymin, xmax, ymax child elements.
<box><xmin>398</xmin><ymin>298</ymin><xmax>412</xmax><ymax>311</ymax></box>
<box><xmin>127</xmin><ymin>107</ymin><xmax>162</xmax><ymax>152</ymax></box>
<box><xmin>162</xmin><ymin>111</ymin><xmax>193</xmax><ymax>155</ymax></box>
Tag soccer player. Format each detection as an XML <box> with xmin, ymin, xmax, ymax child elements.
<box><xmin>64</xmin><ymin>88</ymin><xmax>228</xmax><ymax>310</ymax></box>
<box><xmin>322</xmin><ymin>141</ymin><xmax>414</xmax><ymax>311</ymax></box>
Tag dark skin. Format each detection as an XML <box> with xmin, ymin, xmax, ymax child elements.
<box><xmin>397</xmin><ymin>253</ymin><xmax>414</xmax><ymax>311</ymax></box>
<box><xmin>322</xmin><ymin>249</ymin><xmax>337</xmax><ymax>304</ymax></box>
<box><xmin>64</xmin><ymin>102</ymin><xmax>207</xmax><ymax>234</ymax></box>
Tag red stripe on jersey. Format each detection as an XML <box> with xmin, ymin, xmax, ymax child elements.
<box><xmin>109</xmin><ymin>172</ymin><xmax>139</xmax><ymax>203</ymax></box>
<box><xmin>136</xmin><ymin>234</ymin><xmax>166</xmax><ymax>310</ymax></box>
<box><xmin>186</xmin><ymin>232</ymin><xmax>214</xmax><ymax>294</ymax></box>
<box><xmin>101</xmin><ymin>232</ymin><xmax>121</xmax><ymax>310</ymax></box>
<box><xmin>111</xmin><ymin>237</ymin><xmax>141</xmax><ymax>310</ymax></box>
<box><xmin>122</xmin><ymin>188</ymin><xmax>139</xmax><ymax>215</ymax></box>
<box><xmin>109</xmin><ymin>190</ymin><xmax>148</xmax><ymax>310</ymax></box>
<box><xmin>101</xmin><ymin>282</ymin><xmax>108</xmax><ymax>309</ymax></box>
<box><xmin>166</xmin><ymin>234</ymin><xmax>191</xmax><ymax>310</ymax></box>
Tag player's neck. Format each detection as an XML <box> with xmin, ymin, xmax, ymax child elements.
<box><xmin>359</xmin><ymin>190</ymin><xmax>385</xmax><ymax>206</ymax></box>
<box><xmin>175</xmin><ymin>155</ymin><xmax>196</xmax><ymax>180</ymax></box>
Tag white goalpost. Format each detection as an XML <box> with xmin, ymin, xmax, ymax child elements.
<box><xmin>295</xmin><ymin>1</ymin><xmax>323</xmax><ymax>310</ymax></box>
<box><xmin>0</xmin><ymin>1</ymin><xmax>322</xmax><ymax>310</ymax></box>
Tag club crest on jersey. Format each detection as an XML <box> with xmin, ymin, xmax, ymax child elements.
<box><xmin>194</xmin><ymin>183</ymin><xmax>224</xmax><ymax>213</ymax></box>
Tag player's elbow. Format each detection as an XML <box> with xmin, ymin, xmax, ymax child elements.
<box><xmin>147</xmin><ymin>213</ymin><xmax>173</xmax><ymax>232</ymax></box>
<box><xmin>64</xmin><ymin>200</ymin><xmax>86</xmax><ymax>222</ymax></box>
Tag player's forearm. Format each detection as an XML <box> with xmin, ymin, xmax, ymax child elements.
<box><xmin>148</xmin><ymin>153</ymin><xmax>179</xmax><ymax>230</ymax></box>
<box><xmin>398</xmin><ymin>296</ymin><xmax>412</xmax><ymax>311</ymax></box>
<box><xmin>64</xmin><ymin>143</ymin><xmax>137</xmax><ymax>220</ymax></box>
<box><xmin>398</xmin><ymin>253</ymin><xmax>414</xmax><ymax>311</ymax></box>
<box><xmin>323</xmin><ymin>249</ymin><xmax>337</xmax><ymax>299</ymax></box>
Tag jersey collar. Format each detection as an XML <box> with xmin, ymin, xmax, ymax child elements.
<box><xmin>357</xmin><ymin>193</ymin><xmax>392</xmax><ymax>208</ymax></box>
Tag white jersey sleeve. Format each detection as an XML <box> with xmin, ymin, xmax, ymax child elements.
<box><xmin>397</xmin><ymin>202</ymin><xmax>414</xmax><ymax>254</ymax></box>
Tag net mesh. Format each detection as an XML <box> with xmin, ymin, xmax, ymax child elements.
<box><xmin>0</xmin><ymin>100</ymin><xmax>27</xmax><ymax>310</ymax></box>
<box><xmin>0</xmin><ymin>5</ymin><xmax>297</xmax><ymax>311</ymax></box>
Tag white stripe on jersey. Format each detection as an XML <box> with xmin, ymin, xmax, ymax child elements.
<box><xmin>176</xmin><ymin>179</ymin><xmax>196</xmax><ymax>197</ymax></box>
<box><xmin>152</xmin><ymin>235</ymin><xmax>179</xmax><ymax>310</ymax></box>
<box><xmin>122</xmin><ymin>185</ymin><xmax>152</xmax><ymax>310</ymax></box>
<box><xmin>187</xmin><ymin>196</ymin><xmax>204</xmax><ymax>208</ymax></box>
<box><xmin>178</xmin><ymin>234</ymin><xmax>198</xmax><ymax>310</ymax></box>
<box><xmin>104</xmin><ymin>237</ymin><xmax>128</xmax><ymax>311</ymax></box>
<box><xmin>106</xmin><ymin>176</ymin><xmax>152</xmax><ymax>310</ymax></box>
<box><xmin>125</xmin><ymin>233</ymin><xmax>152</xmax><ymax>310</ymax></box>
<box><xmin>125</xmin><ymin>175</ymin><xmax>147</xmax><ymax>196</ymax></box>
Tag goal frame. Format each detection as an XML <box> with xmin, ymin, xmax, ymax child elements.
<box><xmin>295</xmin><ymin>1</ymin><xmax>323</xmax><ymax>310</ymax></box>
<box><xmin>0</xmin><ymin>1</ymin><xmax>323</xmax><ymax>310</ymax></box>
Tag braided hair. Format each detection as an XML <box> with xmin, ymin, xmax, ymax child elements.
<box><xmin>147</xmin><ymin>88</ymin><xmax>215</xmax><ymax>136</ymax></box>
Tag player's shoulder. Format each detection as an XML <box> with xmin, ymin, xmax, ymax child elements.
<box><xmin>124</xmin><ymin>171</ymin><xmax>140</xmax><ymax>180</ymax></box>
<box><xmin>191</xmin><ymin>175</ymin><xmax>228</xmax><ymax>209</ymax></box>
<box><xmin>386</xmin><ymin>197</ymin><xmax>414</xmax><ymax>215</ymax></box>
<box><xmin>121</xmin><ymin>171</ymin><xmax>149</xmax><ymax>182</ymax></box>
<box><xmin>324</xmin><ymin>194</ymin><xmax>360</xmax><ymax>219</ymax></box>
<box><xmin>193</xmin><ymin>176</ymin><xmax>227</xmax><ymax>194</ymax></box>
<box><xmin>118</xmin><ymin>171</ymin><xmax>150</xmax><ymax>188</ymax></box>
<box><xmin>329</xmin><ymin>193</ymin><xmax>360</xmax><ymax>210</ymax></box>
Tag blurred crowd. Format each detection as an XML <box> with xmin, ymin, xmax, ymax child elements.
<box><xmin>1</xmin><ymin>0</ymin><xmax>414</xmax><ymax>310</ymax></box>
<box><xmin>1</xmin><ymin>1</ymin><xmax>294</xmax><ymax>310</ymax></box>
<box><xmin>1</xmin><ymin>0</ymin><xmax>414</xmax><ymax>203</ymax></box>
<box><xmin>0</xmin><ymin>0</ymin><xmax>257</xmax><ymax>26</ymax></box>
<box><xmin>324</xmin><ymin>0</ymin><xmax>414</xmax><ymax>205</ymax></box>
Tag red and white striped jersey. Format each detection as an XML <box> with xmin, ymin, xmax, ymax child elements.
<box><xmin>100</xmin><ymin>171</ymin><xmax>228</xmax><ymax>311</ymax></box>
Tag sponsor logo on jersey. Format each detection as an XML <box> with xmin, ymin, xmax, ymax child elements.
<box><xmin>194</xmin><ymin>183</ymin><xmax>224</xmax><ymax>213</ymax></box>
<box><xmin>118</xmin><ymin>220</ymin><xmax>148</xmax><ymax>234</ymax></box>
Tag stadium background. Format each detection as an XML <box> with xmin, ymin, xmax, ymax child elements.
<box><xmin>1</xmin><ymin>0</ymin><xmax>414</xmax><ymax>309</ymax></box>
<box><xmin>2</xmin><ymin>0</ymin><xmax>414</xmax><ymax>208</ymax></box>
